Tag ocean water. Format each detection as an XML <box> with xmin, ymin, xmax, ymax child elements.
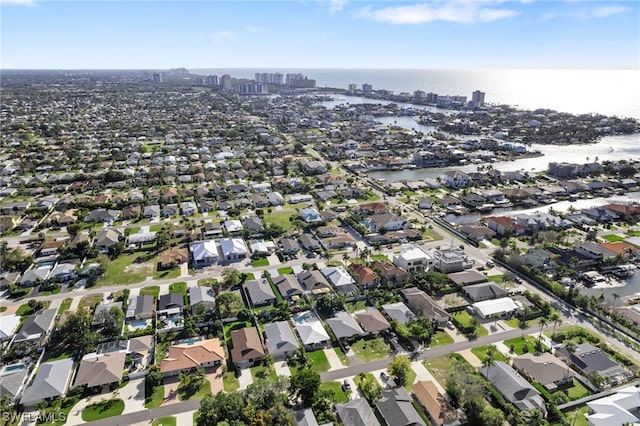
<box><xmin>192</xmin><ymin>68</ymin><xmax>640</xmax><ymax>119</ymax></box>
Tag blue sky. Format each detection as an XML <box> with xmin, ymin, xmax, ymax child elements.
<box><xmin>1</xmin><ymin>0</ymin><xmax>638</xmax><ymax>69</ymax></box>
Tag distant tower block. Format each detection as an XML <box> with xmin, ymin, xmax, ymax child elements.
<box><xmin>471</xmin><ymin>90</ymin><xmax>485</xmax><ymax>108</ymax></box>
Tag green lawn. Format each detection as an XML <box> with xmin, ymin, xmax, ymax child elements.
<box><xmin>169</xmin><ymin>281</ymin><xmax>187</xmax><ymax>295</ymax></box>
<box><xmin>263</xmin><ymin>211</ymin><xmax>294</xmax><ymax>231</ymax></box>
<box><xmin>250</xmin><ymin>365</ymin><xmax>277</xmax><ymax>382</ymax></box>
<box><xmin>353</xmin><ymin>372</ymin><xmax>377</xmax><ymax>387</ymax></box>
<box><xmin>57</xmin><ymin>298</ymin><xmax>73</xmax><ymax>315</ymax></box>
<box><xmin>487</xmin><ymin>275</ymin><xmax>506</xmax><ymax>283</ymax></box>
<box><xmin>223</xmin><ymin>372</ymin><xmax>240</xmax><ymax>392</ymax></box>
<box><xmin>16</xmin><ymin>300</ymin><xmax>52</xmax><ymax>316</ymax></box>
<box><xmin>81</xmin><ymin>399</ymin><xmax>125</xmax><ymax>422</ymax></box>
<box><xmin>152</xmin><ymin>417</ymin><xmax>176</xmax><ymax>426</ymax></box>
<box><xmin>423</xmin><ymin>227</ymin><xmax>444</xmax><ymax>241</ymax></box>
<box><xmin>153</xmin><ymin>268</ymin><xmax>182</xmax><ymax>280</ymax></box>
<box><xmin>352</xmin><ymin>337</ymin><xmax>393</xmax><ymax>362</ymax></box>
<box><xmin>277</xmin><ymin>267</ymin><xmax>294</xmax><ymax>275</ymax></box>
<box><xmin>149</xmin><ymin>224</ymin><xmax>164</xmax><ymax>232</ymax></box>
<box><xmin>567</xmin><ymin>379</ymin><xmax>591</xmax><ymax>400</ymax></box>
<box><xmin>345</xmin><ymin>300</ymin><xmax>368</xmax><ymax>313</ymax></box>
<box><xmin>307</xmin><ymin>349</ymin><xmax>331</xmax><ymax>373</ymax></box>
<box><xmin>97</xmin><ymin>251</ymin><xmax>156</xmax><ymax>285</ymax></box>
<box><xmin>251</xmin><ymin>257</ymin><xmax>269</xmax><ymax>267</ymax></box>
<box><xmin>38</xmin><ymin>396</ymin><xmax>80</xmax><ymax>426</ymax></box>
<box><xmin>78</xmin><ymin>294</ymin><xmax>103</xmax><ymax>310</ymax></box>
<box><xmin>404</xmin><ymin>366</ymin><xmax>417</xmax><ymax>390</ymax></box>
<box><xmin>451</xmin><ymin>311</ymin><xmax>476</xmax><ymax>328</ymax></box>
<box><xmin>178</xmin><ymin>379</ymin><xmax>211</xmax><ymax>401</ymax></box>
<box><xmin>370</xmin><ymin>254</ymin><xmax>390</xmax><ymax>262</ymax></box>
<box><xmin>140</xmin><ymin>286</ymin><xmax>160</xmax><ymax>300</ymax></box>
<box><xmin>504</xmin><ymin>316</ymin><xmax>540</xmax><ymax>328</ymax></box>
<box><xmin>471</xmin><ymin>344</ymin><xmax>507</xmax><ymax>362</ymax></box>
<box><xmin>319</xmin><ymin>381</ymin><xmax>349</xmax><ymax>403</ymax></box>
<box><xmin>0</xmin><ymin>306</ymin><xmax>6</xmax><ymax>313</ymax></box>
<box><xmin>334</xmin><ymin>346</ymin><xmax>350</xmax><ymax>366</ymax></box>
<box><xmin>38</xmin><ymin>286</ymin><xmax>62</xmax><ymax>296</ymax></box>
<box><xmin>423</xmin><ymin>355</ymin><xmax>461</xmax><ymax>386</ymax></box>
<box><xmin>503</xmin><ymin>335</ymin><xmax>548</xmax><ymax>355</ymax></box>
<box><xmin>559</xmin><ymin>406</ymin><xmax>589</xmax><ymax>426</ymax></box>
<box><xmin>145</xmin><ymin>385</ymin><xmax>164</xmax><ymax>409</ymax></box>
<box><xmin>429</xmin><ymin>331</ymin><xmax>454</xmax><ymax>348</ymax></box>
<box><xmin>602</xmin><ymin>234</ymin><xmax>624</xmax><ymax>242</ymax></box>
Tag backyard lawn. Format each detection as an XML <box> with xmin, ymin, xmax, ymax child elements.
<box><xmin>451</xmin><ymin>311</ymin><xmax>488</xmax><ymax>337</ymax></box>
<box><xmin>567</xmin><ymin>379</ymin><xmax>591</xmax><ymax>400</ymax></box>
<box><xmin>277</xmin><ymin>267</ymin><xmax>293</xmax><ymax>275</ymax></box>
<box><xmin>153</xmin><ymin>268</ymin><xmax>181</xmax><ymax>280</ymax></box>
<box><xmin>81</xmin><ymin>399</ymin><xmax>125</xmax><ymax>422</ymax></box>
<box><xmin>352</xmin><ymin>338</ymin><xmax>393</xmax><ymax>362</ymax></box>
<box><xmin>263</xmin><ymin>211</ymin><xmax>294</xmax><ymax>231</ymax></box>
<box><xmin>98</xmin><ymin>251</ymin><xmax>156</xmax><ymax>285</ymax></box>
<box><xmin>503</xmin><ymin>335</ymin><xmax>548</xmax><ymax>355</ymax></box>
<box><xmin>16</xmin><ymin>300</ymin><xmax>51</xmax><ymax>316</ymax></box>
<box><xmin>345</xmin><ymin>300</ymin><xmax>368</xmax><ymax>313</ymax></box>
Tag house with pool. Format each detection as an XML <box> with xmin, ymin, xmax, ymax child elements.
<box><xmin>160</xmin><ymin>337</ymin><xmax>225</xmax><ymax>377</ymax></box>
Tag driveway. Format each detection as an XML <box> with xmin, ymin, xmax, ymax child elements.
<box><xmin>457</xmin><ymin>348</ymin><xmax>483</xmax><ymax>368</ymax></box>
<box><xmin>204</xmin><ymin>365</ymin><xmax>224</xmax><ymax>394</ymax></box>
<box><xmin>237</xmin><ymin>368</ymin><xmax>253</xmax><ymax>390</ymax></box>
<box><xmin>274</xmin><ymin>360</ymin><xmax>291</xmax><ymax>377</ymax></box>
<box><xmin>163</xmin><ymin>376</ymin><xmax>181</xmax><ymax>405</ymax></box>
<box><xmin>120</xmin><ymin>378</ymin><xmax>146</xmax><ymax>414</ymax></box>
<box><xmin>324</xmin><ymin>348</ymin><xmax>344</xmax><ymax>371</ymax></box>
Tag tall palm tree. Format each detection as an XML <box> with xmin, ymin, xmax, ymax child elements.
<box><xmin>484</xmin><ymin>345</ymin><xmax>497</xmax><ymax>377</ymax></box>
<box><xmin>342</xmin><ymin>252</ymin><xmax>350</xmax><ymax>264</ymax></box>
<box><xmin>549</xmin><ymin>311</ymin><xmax>562</xmax><ymax>337</ymax></box>
<box><xmin>538</xmin><ymin>317</ymin><xmax>548</xmax><ymax>346</ymax></box>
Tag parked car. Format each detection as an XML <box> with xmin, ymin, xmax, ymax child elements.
<box><xmin>486</xmin><ymin>260</ymin><xmax>495</xmax><ymax>268</ymax></box>
<box><xmin>342</xmin><ymin>380</ymin><xmax>351</xmax><ymax>391</ymax></box>
<box><xmin>380</xmin><ymin>371</ymin><xmax>389</xmax><ymax>381</ymax></box>
<box><xmin>446</xmin><ymin>321</ymin><xmax>455</xmax><ymax>330</ymax></box>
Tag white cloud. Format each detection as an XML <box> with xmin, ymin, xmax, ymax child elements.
<box><xmin>211</xmin><ymin>31</ymin><xmax>233</xmax><ymax>43</ymax></box>
<box><xmin>329</xmin><ymin>0</ymin><xmax>347</xmax><ymax>13</ymax></box>
<box><xmin>357</xmin><ymin>1</ymin><xmax>519</xmax><ymax>24</ymax></box>
<box><xmin>0</xmin><ymin>0</ymin><xmax>36</xmax><ymax>6</ymax></box>
<box><xmin>590</xmin><ymin>5</ymin><xmax>630</xmax><ymax>18</ymax></box>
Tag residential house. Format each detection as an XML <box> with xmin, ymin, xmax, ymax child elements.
<box><xmin>555</xmin><ymin>343</ymin><xmax>633</xmax><ymax>387</ymax></box>
<box><xmin>279</xmin><ymin>237</ymin><xmax>301</xmax><ymax>255</ymax></box>
<box><xmin>189</xmin><ymin>286</ymin><xmax>216</xmax><ymax>315</ymax></box>
<box><xmin>443</xmin><ymin>170</ymin><xmax>471</xmax><ymax>189</ymax></box>
<box><xmin>462</xmin><ymin>282</ymin><xmax>509</xmax><ymax>303</ymax></box>
<box><xmin>162</xmin><ymin>203</ymin><xmax>179</xmax><ymax>217</ymax></box>
<box><xmin>49</xmin><ymin>262</ymin><xmax>78</xmax><ymax>282</ymax></box>
<box><xmin>348</xmin><ymin>263</ymin><xmax>377</xmax><ymax>288</ymax></box>
<box><xmin>244</xmin><ymin>278</ymin><xmax>277</xmax><ymax>307</ymax></box>
<box><xmin>249</xmin><ymin>240</ymin><xmax>276</xmax><ymax>256</ymax></box>
<box><xmin>447</xmin><ymin>270</ymin><xmax>488</xmax><ymax>286</ymax></box>
<box><xmin>189</xmin><ymin>240</ymin><xmax>218</xmax><ymax>267</ymax></box>
<box><xmin>230</xmin><ymin>327</ymin><xmax>266</xmax><ymax>368</ymax></box>
<box><xmin>472</xmin><ymin>298</ymin><xmax>521</xmax><ymax>319</ymax></box>
<box><xmin>85</xmin><ymin>208</ymin><xmax>120</xmax><ymax>223</ymax></box>
<box><xmin>158</xmin><ymin>247</ymin><xmax>189</xmax><ymax>270</ymax></box>
<box><xmin>267</xmin><ymin>192</ymin><xmax>285</xmax><ymax>206</ymax></box>
<box><xmin>585</xmin><ymin>385</ymin><xmax>640</xmax><ymax>426</ymax></box>
<box><xmin>143</xmin><ymin>204</ymin><xmax>160</xmax><ymax>219</ymax></box>
<box><xmin>381</xmin><ymin>302</ymin><xmax>416</xmax><ymax>325</ymax></box>
<box><xmin>273</xmin><ymin>274</ymin><xmax>304</xmax><ymax>301</ymax></box>
<box><xmin>300</xmin><ymin>208</ymin><xmax>321</xmax><ymax>223</ymax></box>
<box><xmin>354</xmin><ymin>308</ymin><xmax>391</xmax><ymax>334</ymax></box>
<box><xmin>326</xmin><ymin>311</ymin><xmax>364</xmax><ymax>341</ymax></box>
<box><xmin>19</xmin><ymin>267</ymin><xmax>51</xmax><ymax>287</ymax></box>
<box><xmin>335</xmin><ymin>398</ymin><xmax>381</xmax><ymax>426</ymax></box>
<box><xmin>126</xmin><ymin>295</ymin><xmax>155</xmax><ymax>320</ymax></box>
<box><xmin>20</xmin><ymin>358</ymin><xmax>74</xmax><ymax>407</ymax></box>
<box><xmin>485</xmin><ymin>216</ymin><xmax>525</xmax><ymax>236</ymax></box>
<box><xmin>370</xmin><ymin>261</ymin><xmax>410</xmax><ymax>285</ymax></box>
<box><xmin>91</xmin><ymin>302</ymin><xmax>123</xmax><ymax>331</ymax></box>
<box><xmin>299</xmin><ymin>234</ymin><xmax>321</xmax><ymax>252</ymax></box>
<box><xmin>0</xmin><ymin>314</ymin><xmax>20</xmax><ymax>342</ymax></box>
<box><xmin>459</xmin><ymin>224</ymin><xmax>496</xmax><ymax>242</ymax></box>
<box><xmin>13</xmin><ymin>308</ymin><xmax>57</xmax><ymax>344</ymax></box>
<box><xmin>297</xmin><ymin>270</ymin><xmax>332</xmax><ymax>296</ymax></box>
<box><xmin>523</xmin><ymin>248</ymin><xmax>557</xmax><ymax>272</ymax></box>
<box><xmin>0</xmin><ymin>367</ymin><xmax>29</xmax><ymax>403</ymax></box>
<box><xmin>263</xmin><ymin>320</ymin><xmax>299</xmax><ymax>360</ymax></box>
<box><xmin>412</xmin><ymin>380</ymin><xmax>462</xmax><ymax>426</ymax></box>
<box><xmin>224</xmin><ymin>219</ymin><xmax>244</xmax><ymax>234</ymax></box>
<box><xmin>393</xmin><ymin>246</ymin><xmax>434</xmax><ymax>274</ymax></box>
<box><xmin>512</xmin><ymin>353</ymin><xmax>576</xmax><ymax>393</ymax></box>
<box><xmin>575</xmin><ymin>242</ymin><xmax>616</xmax><ymax>262</ymax></box>
<box><xmin>321</xmin><ymin>266</ymin><xmax>358</xmax><ymax>295</ymax></box>
<box><xmin>400</xmin><ymin>287</ymin><xmax>449</xmax><ymax>325</ymax></box>
<box><xmin>219</xmin><ymin>238</ymin><xmax>248</xmax><ymax>261</ymax></box>
<box><xmin>293</xmin><ymin>310</ymin><xmax>331</xmax><ymax>350</ymax></box>
<box><xmin>364</xmin><ymin>213</ymin><xmax>407</xmax><ymax>232</ymax></box>
<box><xmin>244</xmin><ymin>216</ymin><xmax>264</xmax><ymax>234</ymax></box>
<box><xmin>94</xmin><ymin>228</ymin><xmax>122</xmax><ymax>248</ymax></box>
<box><xmin>160</xmin><ymin>338</ymin><xmax>225</xmax><ymax>376</ymax></box>
<box><xmin>158</xmin><ymin>293</ymin><xmax>184</xmax><ymax>315</ymax></box>
<box><xmin>376</xmin><ymin>387</ymin><xmax>427</xmax><ymax>426</ymax></box>
<box><xmin>432</xmin><ymin>247</ymin><xmax>474</xmax><ymax>273</ymax></box>
<box><xmin>357</xmin><ymin>202</ymin><xmax>388</xmax><ymax>215</ymax></box>
<box><xmin>73</xmin><ymin>352</ymin><xmax>126</xmax><ymax>389</ymax></box>
<box><xmin>479</xmin><ymin>361</ymin><xmax>547</xmax><ymax>416</ymax></box>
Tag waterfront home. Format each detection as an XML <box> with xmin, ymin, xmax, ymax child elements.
<box><xmin>485</xmin><ymin>216</ymin><xmax>525</xmax><ymax>236</ymax></box>
<box><xmin>443</xmin><ymin>170</ymin><xmax>471</xmax><ymax>189</ymax></box>
<box><xmin>512</xmin><ymin>353</ymin><xmax>575</xmax><ymax>393</ymax></box>
<box><xmin>555</xmin><ymin>343</ymin><xmax>633</xmax><ymax>387</ymax></box>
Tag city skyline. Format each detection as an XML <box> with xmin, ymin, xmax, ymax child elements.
<box><xmin>1</xmin><ymin>0</ymin><xmax>639</xmax><ymax>70</ymax></box>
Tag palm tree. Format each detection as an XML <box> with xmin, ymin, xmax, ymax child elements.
<box><xmin>549</xmin><ymin>311</ymin><xmax>562</xmax><ymax>337</ymax></box>
<box><xmin>564</xmin><ymin>340</ymin><xmax>577</xmax><ymax>357</ymax></box>
<box><xmin>484</xmin><ymin>345</ymin><xmax>497</xmax><ymax>377</ymax></box>
<box><xmin>342</xmin><ymin>252</ymin><xmax>350</xmax><ymax>264</ymax></box>
<box><xmin>538</xmin><ymin>316</ymin><xmax>548</xmax><ymax>346</ymax></box>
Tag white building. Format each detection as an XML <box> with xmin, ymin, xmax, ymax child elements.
<box><xmin>472</xmin><ymin>297</ymin><xmax>521</xmax><ymax>319</ymax></box>
<box><xmin>392</xmin><ymin>246</ymin><xmax>434</xmax><ymax>274</ymax></box>
<box><xmin>219</xmin><ymin>238</ymin><xmax>248</xmax><ymax>262</ymax></box>
<box><xmin>586</xmin><ymin>385</ymin><xmax>640</xmax><ymax>426</ymax></box>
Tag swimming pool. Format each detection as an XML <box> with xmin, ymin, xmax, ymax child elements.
<box><xmin>1</xmin><ymin>363</ymin><xmax>27</xmax><ymax>376</ymax></box>
<box><xmin>293</xmin><ymin>311</ymin><xmax>313</xmax><ymax>324</ymax></box>
<box><xmin>178</xmin><ymin>336</ymin><xmax>203</xmax><ymax>345</ymax></box>
<box><xmin>128</xmin><ymin>319</ymin><xmax>151</xmax><ymax>330</ymax></box>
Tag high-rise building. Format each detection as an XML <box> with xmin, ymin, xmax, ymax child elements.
<box><xmin>238</xmin><ymin>83</ymin><xmax>268</xmax><ymax>95</ymax></box>
<box><xmin>207</xmin><ymin>75</ymin><xmax>219</xmax><ymax>86</ymax></box>
<box><xmin>413</xmin><ymin>90</ymin><xmax>425</xmax><ymax>101</ymax></box>
<box><xmin>348</xmin><ymin>83</ymin><xmax>357</xmax><ymax>94</ymax></box>
<box><xmin>426</xmin><ymin>92</ymin><xmax>438</xmax><ymax>103</ymax></box>
<box><xmin>362</xmin><ymin>83</ymin><xmax>373</xmax><ymax>95</ymax></box>
<box><xmin>152</xmin><ymin>72</ymin><xmax>164</xmax><ymax>83</ymax></box>
<box><xmin>471</xmin><ymin>90</ymin><xmax>486</xmax><ymax>108</ymax></box>
<box><xmin>220</xmin><ymin>74</ymin><xmax>232</xmax><ymax>91</ymax></box>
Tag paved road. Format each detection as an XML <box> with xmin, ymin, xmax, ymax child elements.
<box><xmin>83</xmin><ymin>400</ymin><xmax>201</xmax><ymax>426</ymax></box>
<box><xmin>321</xmin><ymin>323</ymin><xmax>551</xmax><ymax>382</ymax></box>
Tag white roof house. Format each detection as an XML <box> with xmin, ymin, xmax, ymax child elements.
<box><xmin>219</xmin><ymin>238</ymin><xmax>248</xmax><ymax>261</ymax></box>
<box><xmin>293</xmin><ymin>311</ymin><xmax>331</xmax><ymax>350</ymax></box>
<box><xmin>586</xmin><ymin>385</ymin><xmax>640</xmax><ymax>426</ymax></box>
<box><xmin>0</xmin><ymin>314</ymin><xmax>21</xmax><ymax>341</ymax></box>
<box><xmin>223</xmin><ymin>219</ymin><xmax>244</xmax><ymax>233</ymax></box>
<box><xmin>472</xmin><ymin>297</ymin><xmax>521</xmax><ymax>319</ymax></box>
<box><xmin>326</xmin><ymin>311</ymin><xmax>364</xmax><ymax>340</ymax></box>
<box><xmin>189</xmin><ymin>240</ymin><xmax>218</xmax><ymax>266</ymax></box>
<box><xmin>321</xmin><ymin>266</ymin><xmax>358</xmax><ymax>295</ymax></box>
<box><xmin>128</xmin><ymin>232</ymin><xmax>157</xmax><ymax>245</ymax></box>
<box><xmin>393</xmin><ymin>246</ymin><xmax>434</xmax><ymax>274</ymax></box>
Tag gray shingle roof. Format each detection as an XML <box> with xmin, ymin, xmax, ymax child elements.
<box><xmin>20</xmin><ymin>358</ymin><xmax>74</xmax><ymax>406</ymax></box>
